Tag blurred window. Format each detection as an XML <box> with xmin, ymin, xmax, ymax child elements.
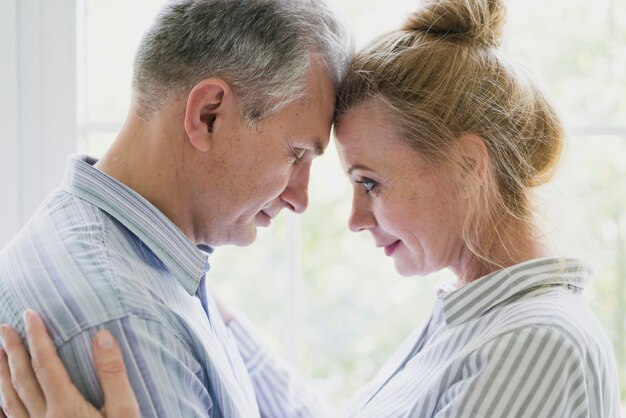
<box><xmin>79</xmin><ymin>0</ymin><xmax>626</xmax><ymax>407</ymax></box>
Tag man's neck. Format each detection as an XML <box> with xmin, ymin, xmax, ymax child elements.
<box><xmin>95</xmin><ymin>108</ymin><xmax>198</xmax><ymax>243</ymax></box>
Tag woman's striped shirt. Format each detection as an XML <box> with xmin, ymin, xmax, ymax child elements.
<box><xmin>230</xmin><ymin>257</ymin><xmax>621</xmax><ymax>417</ymax></box>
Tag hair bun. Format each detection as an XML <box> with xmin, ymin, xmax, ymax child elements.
<box><xmin>404</xmin><ymin>0</ymin><xmax>506</xmax><ymax>48</ymax></box>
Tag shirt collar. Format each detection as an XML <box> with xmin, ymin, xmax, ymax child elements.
<box><xmin>441</xmin><ymin>257</ymin><xmax>590</xmax><ymax>328</ymax></box>
<box><xmin>61</xmin><ymin>154</ymin><xmax>210</xmax><ymax>295</ymax></box>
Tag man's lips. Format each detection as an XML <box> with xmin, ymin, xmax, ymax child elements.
<box><xmin>257</xmin><ymin>211</ymin><xmax>272</xmax><ymax>227</ymax></box>
<box><xmin>261</xmin><ymin>209</ymin><xmax>280</xmax><ymax>219</ymax></box>
<box><xmin>377</xmin><ymin>240</ymin><xmax>400</xmax><ymax>256</ymax></box>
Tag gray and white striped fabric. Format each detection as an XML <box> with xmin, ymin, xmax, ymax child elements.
<box><xmin>230</xmin><ymin>257</ymin><xmax>621</xmax><ymax>417</ymax></box>
<box><xmin>0</xmin><ymin>155</ymin><xmax>260</xmax><ymax>417</ymax></box>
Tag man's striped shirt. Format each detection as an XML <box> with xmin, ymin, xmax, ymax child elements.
<box><xmin>0</xmin><ymin>155</ymin><xmax>260</xmax><ymax>417</ymax></box>
<box><xmin>230</xmin><ymin>257</ymin><xmax>621</xmax><ymax>417</ymax></box>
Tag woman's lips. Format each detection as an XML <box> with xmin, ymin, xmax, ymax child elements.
<box><xmin>384</xmin><ymin>240</ymin><xmax>400</xmax><ymax>256</ymax></box>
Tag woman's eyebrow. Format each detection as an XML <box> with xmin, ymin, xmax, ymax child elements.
<box><xmin>347</xmin><ymin>164</ymin><xmax>375</xmax><ymax>175</ymax></box>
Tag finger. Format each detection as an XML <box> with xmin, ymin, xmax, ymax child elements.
<box><xmin>23</xmin><ymin>311</ymin><xmax>79</xmax><ymax>405</ymax></box>
<box><xmin>1</xmin><ymin>321</ymin><xmax>46</xmax><ymax>417</ymax></box>
<box><xmin>0</xmin><ymin>347</ymin><xmax>29</xmax><ymax>418</ymax></box>
<box><xmin>92</xmin><ymin>330</ymin><xmax>140</xmax><ymax>417</ymax></box>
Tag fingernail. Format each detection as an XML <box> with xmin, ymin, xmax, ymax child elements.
<box><xmin>24</xmin><ymin>310</ymin><xmax>38</xmax><ymax>337</ymax></box>
<box><xmin>23</xmin><ymin>310</ymin><xmax>33</xmax><ymax>327</ymax></box>
<box><xmin>96</xmin><ymin>330</ymin><xmax>114</xmax><ymax>350</ymax></box>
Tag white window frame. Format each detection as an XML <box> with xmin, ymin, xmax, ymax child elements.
<box><xmin>0</xmin><ymin>0</ymin><xmax>77</xmax><ymax>247</ymax></box>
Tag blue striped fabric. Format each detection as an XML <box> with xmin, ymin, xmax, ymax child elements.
<box><xmin>229</xmin><ymin>257</ymin><xmax>622</xmax><ymax>417</ymax></box>
<box><xmin>0</xmin><ymin>155</ymin><xmax>260</xmax><ymax>417</ymax></box>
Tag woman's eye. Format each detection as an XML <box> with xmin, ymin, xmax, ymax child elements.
<box><xmin>356</xmin><ymin>178</ymin><xmax>378</xmax><ymax>194</ymax></box>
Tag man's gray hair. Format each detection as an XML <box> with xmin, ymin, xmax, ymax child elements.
<box><xmin>133</xmin><ymin>0</ymin><xmax>353</xmax><ymax>122</ymax></box>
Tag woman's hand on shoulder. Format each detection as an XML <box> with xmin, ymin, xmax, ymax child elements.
<box><xmin>0</xmin><ymin>310</ymin><xmax>139</xmax><ymax>418</ymax></box>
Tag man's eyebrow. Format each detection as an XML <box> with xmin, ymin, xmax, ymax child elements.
<box><xmin>347</xmin><ymin>164</ymin><xmax>375</xmax><ymax>175</ymax></box>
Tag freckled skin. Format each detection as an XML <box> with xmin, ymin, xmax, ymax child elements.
<box><xmin>335</xmin><ymin>102</ymin><xmax>466</xmax><ymax>277</ymax></box>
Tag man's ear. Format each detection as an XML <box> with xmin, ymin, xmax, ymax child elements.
<box><xmin>457</xmin><ymin>133</ymin><xmax>489</xmax><ymax>192</ymax></box>
<box><xmin>184</xmin><ymin>78</ymin><xmax>232</xmax><ymax>152</ymax></box>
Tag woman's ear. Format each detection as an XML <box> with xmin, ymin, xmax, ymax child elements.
<box><xmin>184</xmin><ymin>78</ymin><xmax>232</xmax><ymax>152</ymax></box>
<box><xmin>457</xmin><ymin>133</ymin><xmax>489</xmax><ymax>193</ymax></box>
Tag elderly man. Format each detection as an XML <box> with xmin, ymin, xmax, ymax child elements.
<box><xmin>0</xmin><ymin>0</ymin><xmax>351</xmax><ymax>416</ymax></box>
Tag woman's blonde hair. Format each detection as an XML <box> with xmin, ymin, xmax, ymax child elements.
<box><xmin>335</xmin><ymin>0</ymin><xmax>564</xmax><ymax>267</ymax></box>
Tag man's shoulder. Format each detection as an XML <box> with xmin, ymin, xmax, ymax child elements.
<box><xmin>0</xmin><ymin>188</ymin><xmax>114</xmax><ymax>273</ymax></box>
<box><xmin>2</xmin><ymin>187</ymin><xmax>112</xmax><ymax>251</ymax></box>
<box><xmin>0</xmin><ymin>189</ymin><xmax>162</xmax><ymax>343</ymax></box>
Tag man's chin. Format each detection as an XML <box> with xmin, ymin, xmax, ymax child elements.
<box><xmin>220</xmin><ymin>224</ymin><xmax>258</xmax><ymax>247</ymax></box>
<box><xmin>233</xmin><ymin>229</ymin><xmax>257</xmax><ymax>247</ymax></box>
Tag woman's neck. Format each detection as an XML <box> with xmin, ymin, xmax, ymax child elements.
<box><xmin>454</xmin><ymin>217</ymin><xmax>552</xmax><ymax>286</ymax></box>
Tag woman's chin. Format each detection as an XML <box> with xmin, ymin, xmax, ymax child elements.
<box><xmin>394</xmin><ymin>258</ymin><xmax>437</xmax><ymax>277</ymax></box>
<box><xmin>394</xmin><ymin>260</ymin><xmax>420</xmax><ymax>277</ymax></box>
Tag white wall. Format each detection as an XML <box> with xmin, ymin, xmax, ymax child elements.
<box><xmin>0</xmin><ymin>0</ymin><xmax>20</xmax><ymax>248</ymax></box>
<box><xmin>0</xmin><ymin>0</ymin><xmax>77</xmax><ymax>247</ymax></box>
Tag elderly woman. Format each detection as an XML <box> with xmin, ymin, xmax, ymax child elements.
<box><xmin>0</xmin><ymin>0</ymin><xmax>620</xmax><ymax>416</ymax></box>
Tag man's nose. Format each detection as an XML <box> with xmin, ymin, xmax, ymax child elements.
<box><xmin>280</xmin><ymin>164</ymin><xmax>311</xmax><ymax>214</ymax></box>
